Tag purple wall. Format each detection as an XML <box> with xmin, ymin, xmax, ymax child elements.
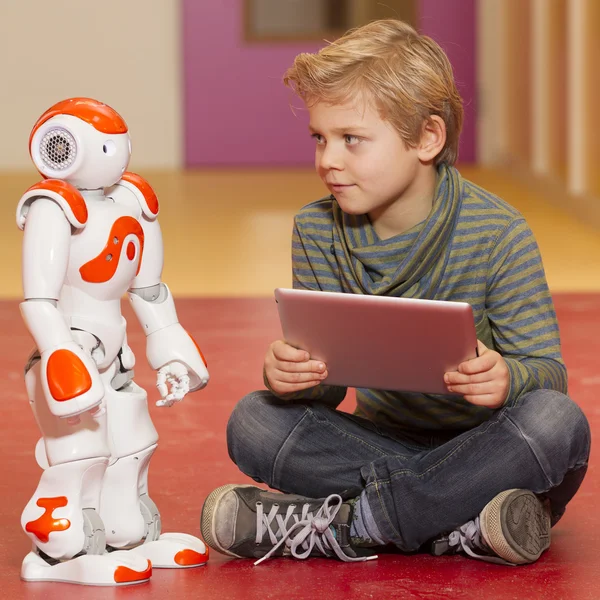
<box><xmin>183</xmin><ymin>0</ymin><xmax>476</xmax><ymax>166</ymax></box>
<box><xmin>419</xmin><ymin>0</ymin><xmax>477</xmax><ymax>162</ymax></box>
<box><xmin>183</xmin><ymin>1</ymin><xmax>324</xmax><ymax>167</ymax></box>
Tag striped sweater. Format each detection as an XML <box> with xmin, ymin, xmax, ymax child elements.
<box><xmin>277</xmin><ymin>164</ymin><xmax>567</xmax><ymax>433</ymax></box>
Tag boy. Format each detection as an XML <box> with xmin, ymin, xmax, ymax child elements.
<box><xmin>201</xmin><ymin>19</ymin><xmax>590</xmax><ymax>565</ymax></box>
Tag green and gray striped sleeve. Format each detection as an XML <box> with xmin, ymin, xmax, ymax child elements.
<box><xmin>485</xmin><ymin>217</ymin><xmax>567</xmax><ymax>405</ymax></box>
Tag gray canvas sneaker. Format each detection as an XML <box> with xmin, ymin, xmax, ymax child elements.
<box><xmin>200</xmin><ymin>484</ymin><xmax>377</xmax><ymax>565</ymax></box>
<box><xmin>432</xmin><ymin>489</ymin><xmax>552</xmax><ymax>565</ymax></box>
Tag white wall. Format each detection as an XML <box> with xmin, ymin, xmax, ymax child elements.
<box><xmin>0</xmin><ymin>0</ymin><xmax>182</xmax><ymax>171</ymax></box>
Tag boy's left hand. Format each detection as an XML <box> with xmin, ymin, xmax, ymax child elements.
<box><xmin>444</xmin><ymin>340</ymin><xmax>509</xmax><ymax>408</ymax></box>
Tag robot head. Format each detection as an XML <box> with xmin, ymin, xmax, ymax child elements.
<box><xmin>29</xmin><ymin>98</ymin><xmax>132</xmax><ymax>189</ymax></box>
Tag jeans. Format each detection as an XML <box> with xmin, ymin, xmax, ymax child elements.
<box><xmin>227</xmin><ymin>389</ymin><xmax>591</xmax><ymax>552</ymax></box>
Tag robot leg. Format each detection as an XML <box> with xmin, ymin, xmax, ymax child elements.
<box><xmin>101</xmin><ymin>369</ymin><xmax>208</xmax><ymax>567</ymax></box>
<box><xmin>21</xmin><ymin>355</ymin><xmax>151</xmax><ymax>586</ymax></box>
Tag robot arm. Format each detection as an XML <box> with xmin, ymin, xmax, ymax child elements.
<box><xmin>128</xmin><ymin>281</ymin><xmax>209</xmax><ymax>405</ymax></box>
<box><xmin>123</xmin><ymin>179</ymin><xmax>209</xmax><ymax>404</ymax></box>
<box><xmin>19</xmin><ymin>196</ymin><xmax>104</xmax><ymax>418</ymax></box>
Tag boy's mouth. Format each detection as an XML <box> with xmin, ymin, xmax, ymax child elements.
<box><xmin>328</xmin><ymin>183</ymin><xmax>355</xmax><ymax>192</ymax></box>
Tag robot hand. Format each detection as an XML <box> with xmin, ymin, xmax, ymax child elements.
<box><xmin>156</xmin><ymin>361</ymin><xmax>190</xmax><ymax>407</ymax></box>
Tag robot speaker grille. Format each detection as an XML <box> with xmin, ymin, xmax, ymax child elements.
<box><xmin>40</xmin><ymin>128</ymin><xmax>77</xmax><ymax>171</ymax></box>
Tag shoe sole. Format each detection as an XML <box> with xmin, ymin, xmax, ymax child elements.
<box><xmin>479</xmin><ymin>489</ymin><xmax>551</xmax><ymax>565</ymax></box>
<box><xmin>200</xmin><ymin>484</ymin><xmax>255</xmax><ymax>558</ymax></box>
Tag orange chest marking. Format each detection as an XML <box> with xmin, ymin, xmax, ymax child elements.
<box><xmin>79</xmin><ymin>217</ymin><xmax>144</xmax><ymax>283</ymax></box>
<box><xmin>25</xmin><ymin>496</ymin><xmax>71</xmax><ymax>543</ymax></box>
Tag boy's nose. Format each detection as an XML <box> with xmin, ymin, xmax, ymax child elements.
<box><xmin>318</xmin><ymin>145</ymin><xmax>343</xmax><ymax>171</ymax></box>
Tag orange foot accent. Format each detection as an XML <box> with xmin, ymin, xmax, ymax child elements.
<box><xmin>25</xmin><ymin>497</ymin><xmax>71</xmax><ymax>543</ymax></box>
<box><xmin>174</xmin><ymin>548</ymin><xmax>209</xmax><ymax>566</ymax></box>
<box><xmin>47</xmin><ymin>349</ymin><xmax>92</xmax><ymax>401</ymax></box>
<box><xmin>114</xmin><ymin>559</ymin><xmax>152</xmax><ymax>584</ymax></box>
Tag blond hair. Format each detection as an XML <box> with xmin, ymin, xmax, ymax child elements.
<box><xmin>283</xmin><ymin>19</ymin><xmax>463</xmax><ymax>165</ymax></box>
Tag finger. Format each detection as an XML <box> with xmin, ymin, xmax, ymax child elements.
<box><xmin>156</xmin><ymin>398</ymin><xmax>175</xmax><ymax>407</ymax></box>
<box><xmin>165</xmin><ymin>391</ymin><xmax>183</xmax><ymax>402</ymax></box>
<box><xmin>445</xmin><ymin>370</ymin><xmax>495</xmax><ymax>386</ymax></box>
<box><xmin>179</xmin><ymin>375</ymin><xmax>190</xmax><ymax>396</ymax></box>
<box><xmin>273</xmin><ymin>369</ymin><xmax>328</xmax><ymax>385</ymax></box>
<box><xmin>446</xmin><ymin>381</ymin><xmax>497</xmax><ymax>396</ymax></box>
<box><xmin>170</xmin><ymin>378</ymin><xmax>187</xmax><ymax>400</ymax></box>
<box><xmin>166</xmin><ymin>384</ymin><xmax>179</xmax><ymax>401</ymax></box>
<box><xmin>275</xmin><ymin>359</ymin><xmax>326</xmax><ymax>374</ymax></box>
<box><xmin>272</xmin><ymin>341</ymin><xmax>310</xmax><ymax>363</ymax></box>
<box><xmin>458</xmin><ymin>353</ymin><xmax>496</xmax><ymax>375</ymax></box>
<box><xmin>156</xmin><ymin>379</ymin><xmax>169</xmax><ymax>399</ymax></box>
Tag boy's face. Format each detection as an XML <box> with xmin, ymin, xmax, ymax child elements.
<box><xmin>307</xmin><ymin>97</ymin><xmax>422</xmax><ymax>219</ymax></box>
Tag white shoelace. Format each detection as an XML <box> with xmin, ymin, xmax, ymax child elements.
<box><xmin>253</xmin><ymin>494</ymin><xmax>377</xmax><ymax>566</ymax></box>
<box><xmin>448</xmin><ymin>517</ymin><xmax>513</xmax><ymax>566</ymax></box>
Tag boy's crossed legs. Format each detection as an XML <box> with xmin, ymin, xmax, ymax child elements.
<box><xmin>201</xmin><ymin>389</ymin><xmax>590</xmax><ymax>565</ymax></box>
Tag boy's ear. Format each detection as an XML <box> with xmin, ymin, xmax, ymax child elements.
<box><xmin>417</xmin><ymin>116</ymin><xmax>446</xmax><ymax>163</ymax></box>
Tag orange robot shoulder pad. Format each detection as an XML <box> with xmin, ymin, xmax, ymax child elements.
<box><xmin>16</xmin><ymin>179</ymin><xmax>87</xmax><ymax>230</ymax></box>
<box><xmin>119</xmin><ymin>172</ymin><xmax>159</xmax><ymax>220</ymax></box>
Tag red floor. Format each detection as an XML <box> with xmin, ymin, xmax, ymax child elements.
<box><xmin>0</xmin><ymin>294</ymin><xmax>598</xmax><ymax>599</ymax></box>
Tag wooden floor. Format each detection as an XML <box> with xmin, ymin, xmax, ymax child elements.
<box><xmin>1</xmin><ymin>166</ymin><xmax>599</xmax><ymax>298</ymax></box>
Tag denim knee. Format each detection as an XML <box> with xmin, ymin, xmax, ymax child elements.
<box><xmin>509</xmin><ymin>390</ymin><xmax>591</xmax><ymax>485</ymax></box>
<box><xmin>226</xmin><ymin>390</ymin><xmax>306</xmax><ymax>483</ymax></box>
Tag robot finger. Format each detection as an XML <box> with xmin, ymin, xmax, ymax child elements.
<box><xmin>179</xmin><ymin>375</ymin><xmax>190</xmax><ymax>396</ymax></box>
<box><xmin>156</xmin><ymin>369</ymin><xmax>169</xmax><ymax>398</ymax></box>
<box><xmin>156</xmin><ymin>397</ymin><xmax>175</xmax><ymax>408</ymax></box>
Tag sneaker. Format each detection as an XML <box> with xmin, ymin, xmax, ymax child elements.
<box><xmin>432</xmin><ymin>489</ymin><xmax>551</xmax><ymax>565</ymax></box>
<box><xmin>200</xmin><ymin>484</ymin><xmax>377</xmax><ymax>565</ymax></box>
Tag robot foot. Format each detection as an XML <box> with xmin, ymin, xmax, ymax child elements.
<box><xmin>21</xmin><ymin>549</ymin><xmax>152</xmax><ymax>586</ymax></box>
<box><xmin>129</xmin><ymin>532</ymin><xmax>209</xmax><ymax>568</ymax></box>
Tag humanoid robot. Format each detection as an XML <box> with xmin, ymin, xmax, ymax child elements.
<box><xmin>17</xmin><ymin>97</ymin><xmax>210</xmax><ymax>585</ymax></box>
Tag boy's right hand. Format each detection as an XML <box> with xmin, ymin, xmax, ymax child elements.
<box><xmin>264</xmin><ymin>340</ymin><xmax>328</xmax><ymax>395</ymax></box>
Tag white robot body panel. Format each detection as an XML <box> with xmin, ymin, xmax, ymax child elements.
<box><xmin>21</xmin><ymin>199</ymin><xmax>72</xmax><ymax>301</ymax></box>
<box><xmin>59</xmin><ymin>287</ymin><xmax>126</xmax><ymax>370</ymax></box>
<box><xmin>100</xmin><ymin>446</ymin><xmax>157</xmax><ymax>549</ymax></box>
<box><xmin>104</xmin><ymin>377</ymin><xmax>159</xmax><ymax>460</ymax></box>
<box><xmin>65</xmin><ymin>190</ymin><xmax>144</xmax><ymax>301</ymax></box>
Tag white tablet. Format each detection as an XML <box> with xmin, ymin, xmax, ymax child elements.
<box><xmin>274</xmin><ymin>288</ymin><xmax>478</xmax><ymax>395</ymax></box>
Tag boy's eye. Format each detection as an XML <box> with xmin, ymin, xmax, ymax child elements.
<box><xmin>344</xmin><ymin>134</ymin><xmax>360</xmax><ymax>144</ymax></box>
<box><xmin>311</xmin><ymin>133</ymin><xmax>325</xmax><ymax>144</ymax></box>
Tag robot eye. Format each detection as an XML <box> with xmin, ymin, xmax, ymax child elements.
<box><xmin>103</xmin><ymin>140</ymin><xmax>116</xmax><ymax>156</ymax></box>
<box><xmin>40</xmin><ymin>128</ymin><xmax>77</xmax><ymax>171</ymax></box>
